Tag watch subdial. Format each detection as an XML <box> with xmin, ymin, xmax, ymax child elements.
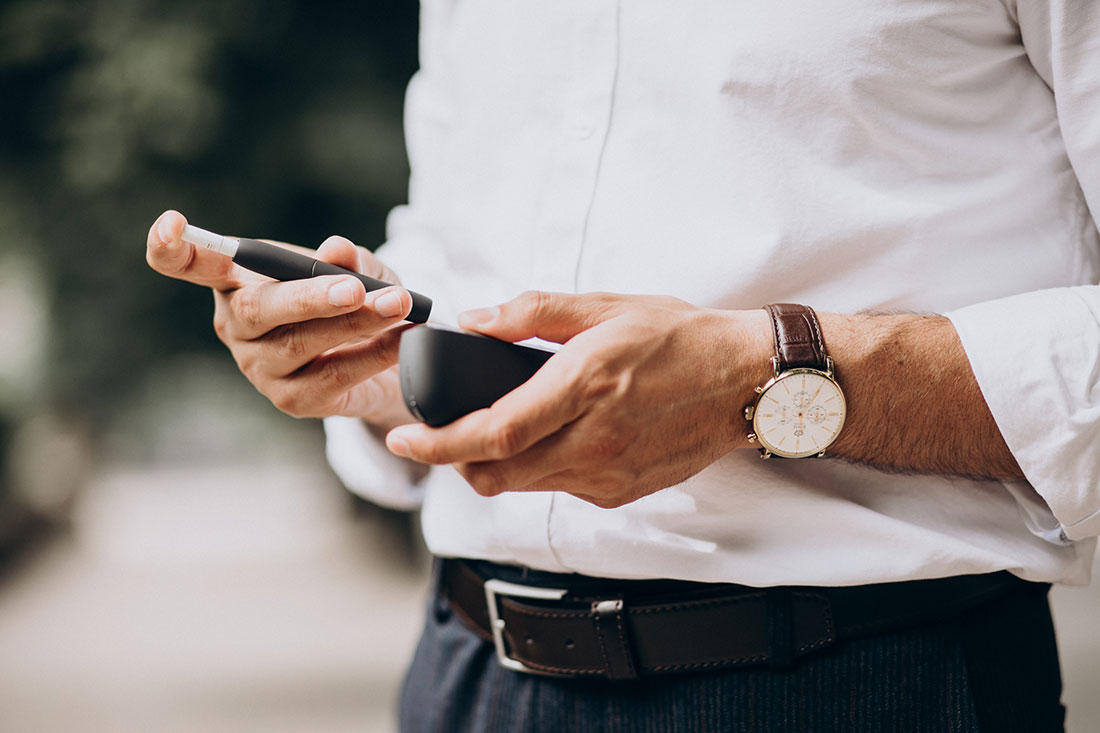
<box><xmin>806</xmin><ymin>404</ymin><xmax>827</xmax><ymax>425</ymax></box>
<box><xmin>792</xmin><ymin>390</ymin><xmax>813</xmax><ymax>409</ymax></box>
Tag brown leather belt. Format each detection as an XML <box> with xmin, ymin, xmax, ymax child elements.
<box><xmin>441</xmin><ymin>559</ymin><xmax>1041</xmax><ymax>680</ymax></box>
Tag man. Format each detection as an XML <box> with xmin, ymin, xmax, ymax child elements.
<box><xmin>147</xmin><ymin>2</ymin><xmax>1098</xmax><ymax>730</ymax></box>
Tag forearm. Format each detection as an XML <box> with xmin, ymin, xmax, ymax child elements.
<box><xmin>819</xmin><ymin>312</ymin><xmax>1023</xmax><ymax>480</ymax></box>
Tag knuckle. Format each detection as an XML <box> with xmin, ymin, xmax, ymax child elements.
<box><xmin>588</xmin><ymin>495</ymin><xmax>616</xmax><ymax>509</ymax></box>
<box><xmin>557</xmin><ymin>355</ymin><xmax>595</xmax><ymax>397</ymax></box>
<box><xmin>578</xmin><ymin>359</ymin><xmax>617</xmax><ymax>402</ymax></box>
<box><xmin>278</xmin><ymin>324</ymin><xmax>310</xmax><ymax>361</ymax></box>
<box><xmin>591</xmin><ymin>291</ymin><xmax>618</xmax><ymax>308</ymax></box>
<box><xmin>269</xmin><ymin>386</ymin><xmax>303</xmax><ymax>417</ymax></box>
<box><xmin>585</xmin><ymin>479</ymin><xmax>633</xmax><ymax>509</ymax></box>
<box><xmin>594</xmin><ymin>495</ymin><xmax>626</xmax><ymax>510</ymax></box>
<box><xmin>358</xmin><ymin>333</ymin><xmax>398</xmax><ymax>375</ymax></box>
<box><xmin>291</xmin><ymin>286</ymin><xmax>316</xmax><ymax>318</ymax></box>
<box><xmin>582</xmin><ymin>428</ymin><xmax>627</xmax><ymax>463</ymax></box>
<box><xmin>466</xmin><ymin>463</ymin><xmax>510</xmax><ymax>496</ymax></box>
<box><xmin>318</xmin><ymin>356</ymin><xmax>356</xmax><ymax>393</ymax></box>
<box><xmin>212</xmin><ymin>310</ymin><xmax>229</xmax><ymax>342</ymax></box>
<box><xmin>234</xmin><ymin>287</ymin><xmax>265</xmax><ymax>331</ymax></box>
<box><xmin>484</xmin><ymin>421</ymin><xmax>524</xmax><ymax>458</ymax></box>
<box><xmin>233</xmin><ymin>349</ymin><xmax>258</xmax><ymax>379</ymax></box>
<box><xmin>516</xmin><ymin>290</ymin><xmax>548</xmax><ymax>320</ymax></box>
<box><xmin>340</xmin><ymin>310</ymin><xmax>377</xmax><ymax>338</ymax></box>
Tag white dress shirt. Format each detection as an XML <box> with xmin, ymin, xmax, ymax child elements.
<box><xmin>325</xmin><ymin>0</ymin><xmax>1100</xmax><ymax>586</ymax></box>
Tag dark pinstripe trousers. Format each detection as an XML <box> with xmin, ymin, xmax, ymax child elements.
<box><xmin>397</xmin><ymin>569</ymin><xmax>1065</xmax><ymax>732</ymax></box>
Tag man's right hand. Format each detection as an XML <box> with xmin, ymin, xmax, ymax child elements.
<box><xmin>146</xmin><ymin>210</ymin><xmax>416</xmax><ymax>430</ymax></box>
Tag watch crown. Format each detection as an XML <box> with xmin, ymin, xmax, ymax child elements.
<box><xmin>743</xmin><ymin>406</ymin><xmax>755</xmax><ymax>420</ymax></box>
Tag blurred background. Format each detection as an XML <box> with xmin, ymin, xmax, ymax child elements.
<box><xmin>0</xmin><ymin>1</ymin><xmax>429</xmax><ymax>731</ymax></box>
<box><xmin>0</xmin><ymin>2</ymin><xmax>1096</xmax><ymax>732</ymax></box>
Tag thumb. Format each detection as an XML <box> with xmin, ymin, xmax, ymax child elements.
<box><xmin>146</xmin><ymin>209</ymin><xmax>241</xmax><ymax>290</ymax></box>
<box><xmin>315</xmin><ymin>235</ymin><xmax>364</xmax><ymax>272</ymax></box>
<box><xmin>458</xmin><ymin>291</ymin><xmax>621</xmax><ymax>344</ymax></box>
<box><xmin>315</xmin><ymin>235</ymin><xmax>402</xmax><ymax>285</ymax></box>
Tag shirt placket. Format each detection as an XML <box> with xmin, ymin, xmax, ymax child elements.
<box><xmin>528</xmin><ymin>0</ymin><xmax>620</xmax><ymax>295</ymax></box>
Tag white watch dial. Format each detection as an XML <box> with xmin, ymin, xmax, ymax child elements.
<box><xmin>753</xmin><ymin>370</ymin><xmax>846</xmax><ymax>458</ymax></box>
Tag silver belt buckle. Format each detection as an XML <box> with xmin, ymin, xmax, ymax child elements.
<box><xmin>483</xmin><ymin>578</ymin><xmax>568</xmax><ymax>675</ymax></box>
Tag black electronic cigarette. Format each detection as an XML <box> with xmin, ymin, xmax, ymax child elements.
<box><xmin>180</xmin><ymin>224</ymin><xmax>432</xmax><ymax>323</ymax></box>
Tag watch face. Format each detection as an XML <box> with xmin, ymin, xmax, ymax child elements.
<box><xmin>753</xmin><ymin>369</ymin><xmax>846</xmax><ymax>458</ymax></box>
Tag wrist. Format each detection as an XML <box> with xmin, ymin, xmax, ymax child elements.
<box><xmin>742</xmin><ymin>305</ymin><xmax>858</xmax><ymax>459</ymax></box>
<box><xmin>817</xmin><ymin>312</ymin><xmax>945</xmax><ymax>463</ymax></box>
<box><xmin>359</xmin><ymin>366</ymin><xmax>419</xmax><ymax>432</ymax></box>
<box><xmin>708</xmin><ymin>308</ymin><xmax>774</xmax><ymax>451</ymax></box>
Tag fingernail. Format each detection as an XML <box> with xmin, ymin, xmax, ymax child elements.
<box><xmin>156</xmin><ymin>216</ymin><xmax>175</xmax><ymax>245</ymax></box>
<box><xmin>374</xmin><ymin>289</ymin><xmax>405</xmax><ymax>318</ymax></box>
<box><xmin>328</xmin><ymin>278</ymin><xmax>362</xmax><ymax>307</ymax></box>
<box><xmin>460</xmin><ymin>307</ymin><xmax>498</xmax><ymax>328</ymax></box>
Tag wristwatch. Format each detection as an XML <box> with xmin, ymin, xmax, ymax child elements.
<box><xmin>744</xmin><ymin>304</ymin><xmax>846</xmax><ymax>459</ymax></box>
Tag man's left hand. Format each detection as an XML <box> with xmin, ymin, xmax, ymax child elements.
<box><xmin>385</xmin><ymin>292</ymin><xmax>771</xmax><ymax>508</ymax></box>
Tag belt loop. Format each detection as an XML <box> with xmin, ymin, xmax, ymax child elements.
<box><xmin>591</xmin><ymin>597</ymin><xmax>638</xmax><ymax>680</ymax></box>
<box><xmin>767</xmin><ymin>587</ymin><xmax>795</xmax><ymax>669</ymax></box>
<box><xmin>431</xmin><ymin>558</ymin><xmax>452</xmax><ymax>623</ymax></box>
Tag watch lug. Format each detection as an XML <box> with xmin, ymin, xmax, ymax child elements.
<box><xmin>758</xmin><ymin>448</ymin><xmax>772</xmax><ymax>459</ymax></box>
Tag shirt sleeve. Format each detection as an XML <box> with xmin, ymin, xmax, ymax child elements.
<box><xmin>320</xmin><ymin>205</ymin><xmax>459</xmax><ymax>512</ymax></box>
<box><xmin>323</xmin><ymin>416</ymin><xmax>427</xmax><ymax>511</ymax></box>
<box><xmin>946</xmin><ymin>0</ymin><xmax>1100</xmax><ymax>541</ymax></box>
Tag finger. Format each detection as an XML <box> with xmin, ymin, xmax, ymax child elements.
<box><xmin>457</xmin><ymin>291</ymin><xmax>622</xmax><ymax>344</ymax></box>
<box><xmin>220</xmin><ymin>276</ymin><xmax>411</xmax><ymax>342</ymax></box>
<box><xmin>314</xmin><ymin>235</ymin><xmax>363</xmax><ymax>271</ymax></box>
<box><xmin>146</xmin><ymin>210</ymin><xmax>244</xmax><ymax>290</ymax></box>
<box><xmin>315</xmin><ymin>235</ymin><xmax>402</xmax><ymax>286</ymax></box>
<box><xmin>451</xmin><ymin>431</ymin><xmax>571</xmax><ymax>496</ymax></box>
<box><xmin>452</xmin><ymin>414</ymin><xmax>631</xmax><ymax>499</ymax></box>
<box><xmin>385</xmin><ymin>354</ymin><xmax>587</xmax><ymax>464</ymax></box>
<box><xmin>238</xmin><ymin>288</ymin><xmax>413</xmax><ymax>374</ymax></box>
<box><xmin>459</xmin><ymin>465</ymin><xmax>607</xmax><ymax>505</ymax></box>
<box><xmin>268</xmin><ymin>327</ymin><xmax>406</xmax><ymax>418</ymax></box>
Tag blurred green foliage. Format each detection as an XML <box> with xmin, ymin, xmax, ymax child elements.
<box><xmin>0</xmin><ymin>0</ymin><xmax>419</xmax><ymax>425</ymax></box>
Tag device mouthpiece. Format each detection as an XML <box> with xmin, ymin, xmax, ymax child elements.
<box><xmin>180</xmin><ymin>225</ymin><xmax>239</xmax><ymax>257</ymax></box>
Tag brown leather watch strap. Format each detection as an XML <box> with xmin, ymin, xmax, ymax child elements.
<box><xmin>764</xmin><ymin>303</ymin><xmax>829</xmax><ymax>371</ymax></box>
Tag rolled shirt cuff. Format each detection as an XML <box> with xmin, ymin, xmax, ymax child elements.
<box><xmin>946</xmin><ymin>285</ymin><xmax>1100</xmax><ymax>541</ymax></box>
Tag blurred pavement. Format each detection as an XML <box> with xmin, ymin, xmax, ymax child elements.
<box><xmin>0</xmin><ymin>461</ymin><xmax>428</xmax><ymax>733</ymax></box>
<box><xmin>0</xmin><ymin>459</ymin><xmax>1096</xmax><ymax>732</ymax></box>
